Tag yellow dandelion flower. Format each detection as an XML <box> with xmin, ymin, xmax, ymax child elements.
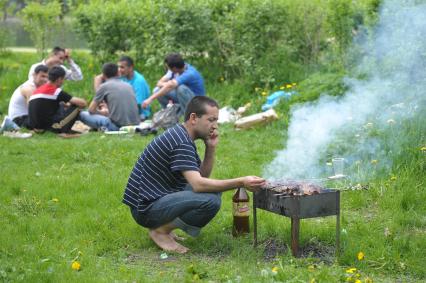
<box><xmin>346</xmin><ymin>267</ymin><xmax>357</xmax><ymax>273</ymax></box>
<box><xmin>280</xmin><ymin>86</ymin><xmax>285</xmax><ymax>90</ymax></box>
<box><xmin>286</xmin><ymin>84</ymin><xmax>292</xmax><ymax>88</ymax></box>
<box><xmin>371</xmin><ymin>160</ymin><xmax>378</xmax><ymax>165</ymax></box>
<box><xmin>272</xmin><ymin>266</ymin><xmax>279</xmax><ymax>274</ymax></box>
<box><xmin>52</xmin><ymin>198</ymin><xmax>59</xmax><ymax>202</ymax></box>
<box><xmin>364</xmin><ymin>277</ymin><xmax>373</xmax><ymax>283</ymax></box>
<box><xmin>308</xmin><ymin>265</ymin><xmax>315</xmax><ymax>271</ymax></box>
<box><xmin>355</xmin><ymin>280</ymin><xmax>362</xmax><ymax>283</ymax></box>
<box><xmin>71</xmin><ymin>261</ymin><xmax>81</xmax><ymax>271</ymax></box>
<box><xmin>390</xmin><ymin>176</ymin><xmax>397</xmax><ymax>181</ymax></box>
<box><xmin>261</xmin><ymin>91</ymin><xmax>267</xmax><ymax>96</ymax></box>
<box><xmin>357</xmin><ymin>251</ymin><xmax>365</xmax><ymax>261</ymax></box>
<box><xmin>421</xmin><ymin>147</ymin><xmax>426</xmax><ymax>152</ymax></box>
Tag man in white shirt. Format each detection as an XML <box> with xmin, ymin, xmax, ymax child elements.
<box><xmin>7</xmin><ymin>65</ymin><xmax>49</xmax><ymax>129</ymax></box>
<box><xmin>27</xmin><ymin>46</ymin><xmax>83</xmax><ymax>81</ymax></box>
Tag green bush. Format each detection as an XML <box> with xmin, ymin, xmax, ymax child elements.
<box><xmin>73</xmin><ymin>0</ymin><xmax>133</xmax><ymax>60</ymax></box>
<box><xmin>73</xmin><ymin>0</ymin><xmax>378</xmax><ymax>84</ymax></box>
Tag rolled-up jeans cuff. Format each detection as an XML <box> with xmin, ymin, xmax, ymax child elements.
<box><xmin>172</xmin><ymin>217</ymin><xmax>201</xmax><ymax>237</ymax></box>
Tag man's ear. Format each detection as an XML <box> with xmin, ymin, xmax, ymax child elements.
<box><xmin>189</xmin><ymin>113</ymin><xmax>198</xmax><ymax>124</ymax></box>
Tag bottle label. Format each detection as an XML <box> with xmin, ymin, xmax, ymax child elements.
<box><xmin>233</xmin><ymin>201</ymin><xmax>250</xmax><ymax>217</ymax></box>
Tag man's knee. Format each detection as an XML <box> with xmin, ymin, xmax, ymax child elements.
<box><xmin>203</xmin><ymin>193</ymin><xmax>222</xmax><ymax>213</ymax></box>
<box><xmin>176</xmin><ymin>85</ymin><xmax>192</xmax><ymax>96</ymax></box>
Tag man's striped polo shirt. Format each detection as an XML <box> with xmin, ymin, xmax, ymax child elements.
<box><xmin>123</xmin><ymin>124</ymin><xmax>201</xmax><ymax>212</ymax></box>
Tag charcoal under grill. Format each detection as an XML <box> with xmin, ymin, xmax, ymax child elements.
<box><xmin>253</xmin><ymin>181</ymin><xmax>340</xmax><ymax>257</ymax></box>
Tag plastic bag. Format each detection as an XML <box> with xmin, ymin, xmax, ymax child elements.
<box><xmin>152</xmin><ymin>104</ymin><xmax>180</xmax><ymax>129</ymax></box>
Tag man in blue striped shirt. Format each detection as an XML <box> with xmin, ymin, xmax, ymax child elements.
<box><xmin>123</xmin><ymin>96</ymin><xmax>265</xmax><ymax>253</ymax></box>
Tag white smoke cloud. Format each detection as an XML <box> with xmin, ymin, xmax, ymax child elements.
<box><xmin>263</xmin><ymin>0</ymin><xmax>426</xmax><ymax>180</ymax></box>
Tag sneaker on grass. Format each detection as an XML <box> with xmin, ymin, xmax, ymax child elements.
<box><xmin>0</xmin><ymin>116</ymin><xmax>20</xmax><ymax>133</ymax></box>
<box><xmin>3</xmin><ymin>131</ymin><xmax>32</xmax><ymax>139</ymax></box>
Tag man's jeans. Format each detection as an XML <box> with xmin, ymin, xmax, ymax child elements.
<box><xmin>156</xmin><ymin>85</ymin><xmax>195</xmax><ymax>117</ymax></box>
<box><xmin>131</xmin><ymin>185</ymin><xmax>221</xmax><ymax>237</ymax></box>
<box><xmin>79</xmin><ymin>111</ymin><xmax>119</xmax><ymax>131</ymax></box>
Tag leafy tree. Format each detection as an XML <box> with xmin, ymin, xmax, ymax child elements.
<box><xmin>18</xmin><ymin>1</ymin><xmax>61</xmax><ymax>58</ymax></box>
<box><xmin>327</xmin><ymin>0</ymin><xmax>354</xmax><ymax>63</ymax></box>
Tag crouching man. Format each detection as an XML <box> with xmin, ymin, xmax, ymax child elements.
<box><xmin>122</xmin><ymin>96</ymin><xmax>265</xmax><ymax>253</ymax></box>
<box><xmin>28</xmin><ymin>66</ymin><xmax>87</xmax><ymax>134</ymax></box>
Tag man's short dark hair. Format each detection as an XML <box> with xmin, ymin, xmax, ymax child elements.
<box><xmin>48</xmin><ymin>66</ymin><xmax>66</xmax><ymax>82</ymax></box>
<box><xmin>119</xmin><ymin>55</ymin><xmax>134</xmax><ymax>67</ymax></box>
<box><xmin>184</xmin><ymin>96</ymin><xmax>219</xmax><ymax>122</ymax></box>
<box><xmin>52</xmin><ymin>46</ymin><xmax>65</xmax><ymax>55</ymax></box>
<box><xmin>34</xmin><ymin>65</ymin><xmax>48</xmax><ymax>74</ymax></box>
<box><xmin>102</xmin><ymin>63</ymin><xmax>119</xmax><ymax>78</ymax></box>
<box><xmin>165</xmin><ymin>53</ymin><xmax>185</xmax><ymax>69</ymax></box>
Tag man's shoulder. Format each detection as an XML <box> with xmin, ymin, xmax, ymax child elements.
<box><xmin>33</xmin><ymin>83</ymin><xmax>59</xmax><ymax>95</ymax></box>
<box><xmin>183</xmin><ymin>64</ymin><xmax>201</xmax><ymax>77</ymax></box>
<box><xmin>103</xmin><ymin>78</ymin><xmax>131</xmax><ymax>89</ymax></box>
<box><xmin>20</xmin><ymin>81</ymin><xmax>36</xmax><ymax>95</ymax></box>
<box><xmin>164</xmin><ymin>125</ymin><xmax>194</xmax><ymax>146</ymax></box>
<box><xmin>133</xmin><ymin>71</ymin><xmax>148</xmax><ymax>83</ymax></box>
<box><xmin>30</xmin><ymin>61</ymin><xmax>44</xmax><ymax>68</ymax></box>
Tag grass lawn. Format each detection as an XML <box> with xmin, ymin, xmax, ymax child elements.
<box><xmin>1</xmin><ymin>51</ymin><xmax>425</xmax><ymax>282</ymax></box>
<box><xmin>1</xmin><ymin>119</ymin><xmax>425</xmax><ymax>282</ymax></box>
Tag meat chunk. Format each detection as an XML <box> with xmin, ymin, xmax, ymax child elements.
<box><xmin>263</xmin><ymin>180</ymin><xmax>323</xmax><ymax>196</ymax></box>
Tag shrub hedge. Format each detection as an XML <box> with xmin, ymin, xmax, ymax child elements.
<box><xmin>73</xmin><ymin>0</ymin><xmax>379</xmax><ymax>88</ymax></box>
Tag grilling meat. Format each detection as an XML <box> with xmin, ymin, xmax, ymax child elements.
<box><xmin>263</xmin><ymin>180</ymin><xmax>323</xmax><ymax>196</ymax></box>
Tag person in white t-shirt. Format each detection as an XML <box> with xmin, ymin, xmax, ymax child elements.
<box><xmin>8</xmin><ymin>65</ymin><xmax>49</xmax><ymax>128</ymax></box>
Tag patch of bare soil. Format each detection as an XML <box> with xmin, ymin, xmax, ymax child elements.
<box><xmin>262</xmin><ymin>238</ymin><xmax>335</xmax><ymax>263</ymax></box>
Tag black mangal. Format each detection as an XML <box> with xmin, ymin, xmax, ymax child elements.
<box><xmin>254</xmin><ymin>180</ymin><xmax>340</xmax><ymax>257</ymax></box>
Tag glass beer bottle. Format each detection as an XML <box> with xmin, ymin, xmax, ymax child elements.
<box><xmin>232</xmin><ymin>188</ymin><xmax>250</xmax><ymax>236</ymax></box>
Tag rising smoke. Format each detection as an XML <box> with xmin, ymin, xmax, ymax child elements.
<box><xmin>263</xmin><ymin>0</ymin><xmax>426</xmax><ymax>181</ymax></box>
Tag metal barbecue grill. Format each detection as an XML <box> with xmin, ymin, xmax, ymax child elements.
<box><xmin>253</xmin><ymin>180</ymin><xmax>340</xmax><ymax>257</ymax></box>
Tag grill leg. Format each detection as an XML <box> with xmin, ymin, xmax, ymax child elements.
<box><xmin>336</xmin><ymin>212</ymin><xmax>340</xmax><ymax>257</ymax></box>
<box><xmin>336</xmin><ymin>191</ymin><xmax>341</xmax><ymax>257</ymax></box>
<box><xmin>253</xmin><ymin>193</ymin><xmax>258</xmax><ymax>247</ymax></box>
<box><xmin>291</xmin><ymin>217</ymin><xmax>300</xmax><ymax>257</ymax></box>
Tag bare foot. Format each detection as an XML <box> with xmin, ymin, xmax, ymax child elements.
<box><xmin>149</xmin><ymin>230</ymin><xmax>189</xmax><ymax>254</ymax></box>
<box><xmin>169</xmin><ymin>232</ymin><xmax>186</xmax><ymax>241</ymax></box>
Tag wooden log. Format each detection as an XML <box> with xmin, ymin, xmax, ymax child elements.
<box><xmin>234</xmin><ymin>109</ymin><xmax>278</xmax><ymax>129</ymax></box>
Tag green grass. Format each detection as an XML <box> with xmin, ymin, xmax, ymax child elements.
<box><xmin>1</xmin><ymin>52</ymin><xmax>425</xmax><ymax>282</ymax></box>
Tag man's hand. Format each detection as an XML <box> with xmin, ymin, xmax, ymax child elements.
<box><xmin>204</xmin><ymin>129</ymin><xmax>219</xmax><ymax>148</ymax></box>
<box><xmin>64</xmin><ymin>49</ymin><xmax>72</xmax><ymax>63</ymax></box>
<box><xmin>93</xmin><ymin>74</ymin><xmax>105</xmax><ymax>91</ymax></box>
<box><xmin>242</xmin><ymin>176</ymin><xmax>266</xmax><ymax>192</ymax></box>
<box><xmin>97</xmin><ymin>102</ymin><xmax>109</xmax><ymax>116</ymax></box>
<box><xmin>142</xmin><ymin>98</ymin><xmax>152</xmax><ymax>109</ymax></box>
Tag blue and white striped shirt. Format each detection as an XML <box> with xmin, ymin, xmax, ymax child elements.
<box><xmin>123</xmin><ymin>124</ymin><xmax>201</xmax><ymax>212</ymax></box>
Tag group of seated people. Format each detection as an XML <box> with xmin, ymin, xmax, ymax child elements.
<box><xmin>1</xmin><ymin>47</ymin><xmax>205</xmax><ymax>136</ymax></box>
